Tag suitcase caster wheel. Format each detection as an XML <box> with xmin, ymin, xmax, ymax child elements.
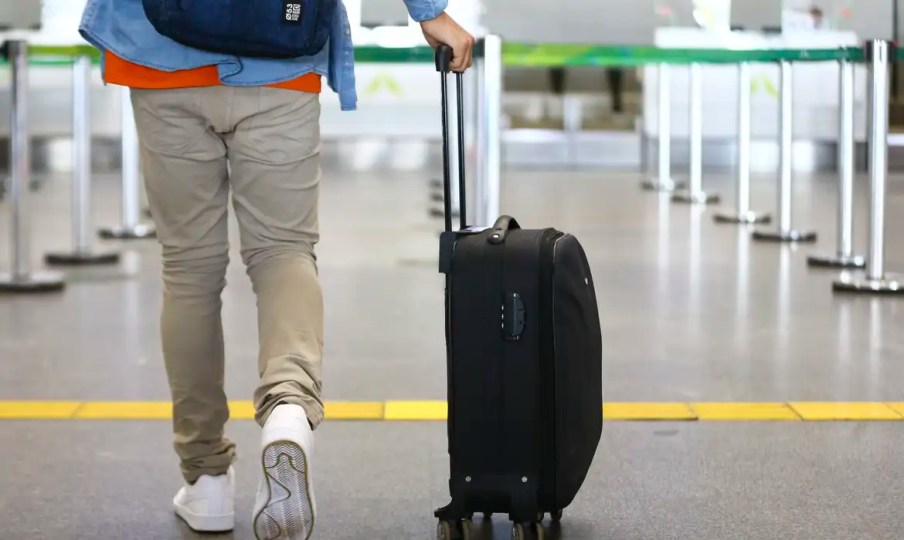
<box><xmin>437</xmin><ymin>521</ymin><xmax>452</xmax><ymax>540</ymax></box>
<box><xmin>535</xmin><ymin>522</ymin><xmax>546</xmax><ymax>540</ymax></box>
<box><xmin>437</xmin><ymin>519</ymin><xmax>470</xmax><ymax>540</ymax></box>
<box><xmin>551</xmin><ymin>509</ymin><xmax>563</xmax><ymax>522</ymax></box>
<box><xmin>461</xmin><ymin>519</ymin><xmax>473</xmax><ymax>540</ymax></box>
<box><xmin>511</xmin><ymin>522</ymin><xmax>544</xmax><ymax>540</ymax></box>
<box><xmin>511</xmin><ymin>524</ymin><xmax>526</xmax><ymax>540</ymax></box>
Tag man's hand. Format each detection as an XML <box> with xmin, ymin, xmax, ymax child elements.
<box><xmin>420</xmin><ymin>12</ymin><xmax>475</xmax><ymax>72</ymax></box>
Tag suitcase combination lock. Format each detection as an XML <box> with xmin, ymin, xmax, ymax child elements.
<box><xmin>501</xmin><ymin>293</ymin><xmax>525</xmax><ymax>341</ymax></box>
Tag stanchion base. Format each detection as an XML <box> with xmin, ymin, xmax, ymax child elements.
<box><xmin>642</xmin><ymin>178</ymin><xmax>685</xmax><ymax>192</ymax></box>
<box><xmin>808</xmin><ymin>253</ymin><xmax>866</xmax><ymax>269</ymax></box>
<box><xmin>45</xmin><ymin>250</ymin><xmax>121</xmax><ymax>266</ymax></box>
<box><xmin>0</xmin><ymin>272</ymin><xmax>66</xmax><ymax>293</ymax></box>
<box><xmin>713</xmin><ymin>211</ymin><xmax>772</xmax><ymax>225</ymax></box>
<box><xmin>752</xmin><ymin>229</ymin><xmax>818</xmax><ymax>243</ymax></box>
<box><xmin>98</xmin><ymin>224</ymin><xmax>156</xmax><ymax>240</ymax></box>
<box><xmin>672</xmin><ymin>191</ymin><xmax>721</xmax><ymax>205</ymax></box>
<box><xmin>833</xmin><ymin>273</ymin><xmax>904</xmax><ymax>295</ymax></box>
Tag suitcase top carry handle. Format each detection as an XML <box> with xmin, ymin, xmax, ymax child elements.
<box><xmin>436</xmin><ymin>45</ymin><xmax>467</xmax><ymax>232</ymax></box>
<box><xmin>488</xmin><ymin>215</ymin><xmax>521</xmax><ymax>244</ymax></box>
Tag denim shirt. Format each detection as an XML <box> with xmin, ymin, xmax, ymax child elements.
<box><xmin>79</xmin><ymin>0</ymin><xmax>447</xmax><ymax>111</ymax></box>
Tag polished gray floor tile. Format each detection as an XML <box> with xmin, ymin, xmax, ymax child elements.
<box><xmin>2</xmin><ymin>421</ymin><xmax>904</xmax><ymax>539</ymax></box>
<box><xmin>1</xmin><ymin>169</ymin><xmax>903</xmax><ymax>402</ymax></box>
<box><xmin>3</xmin><ymin>164</ymin><xmax>904</xmax><ymax>539</ymax></box>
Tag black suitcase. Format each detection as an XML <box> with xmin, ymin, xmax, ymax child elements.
<box><xmin>432</xmin><ymin>46</ymin><xmax>604</xmax><ymax>540</ymax></box>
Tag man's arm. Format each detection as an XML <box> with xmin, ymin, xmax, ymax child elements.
<box><xmin>403</xmin><ymin>0</ymin><xmax>475</xmax><ymax>72</ymax></box>
<box><xmin>402</xmin><ymin>0</ymin><xmax>448</xmax><ymax>23</ymax></box>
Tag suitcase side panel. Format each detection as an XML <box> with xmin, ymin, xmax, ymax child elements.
<box><xmin>551</xmin><ymin>235</ymin><xmax>604</xmax><ymax>508</ymax></box>
<box><xmin>448</xmin><ymin>234</ymin><xmax>503</xmax><ymax>483</ymax></box>
<box><xmin>446</xmin><ymin>229</ymin><xmax>548</xmax><ymax>518</ymax></box>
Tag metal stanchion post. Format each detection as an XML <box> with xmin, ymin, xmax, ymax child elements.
<box><xmin>753</xmin><ymin>60</ymin><xmax>816</xmax><ymax>242</ymax></box>
<box><xmin>673</xmin><ymin>63</ymin><xmax>719</xmax><ymax>204</ymax></box>
<box><xmin>476</xmin><ymin>35</ymin><xmax>502</xmax><ymax>227</ymax></box>
<box><xmin>99</xmin><ymin>87</ymin><xmax>155</xmax><ymax>240</ymax></box>
<box><xmin>0</xmin><ymin>40</ymin><xmax>65</xmax><ymax>293</ymax></box>
<box><xmin>46</xmin><ymin>56</ymin><xmax>120</xmax><ymax>266</ymax></box>
<box><xmin>643</xmin><ymin>64</ymin><xmax>684</xmax><ymax>192</ymax></box>
<box><xmin>463</xmin><ymin>59</ymin><xmax>480</xmax><ymax>215</ymax></box>
<box><xmin>469</xmin><ymin>47</ymin><xmax>486</xmax><ymax>223</ymax></box>
<box><xmin>715</xmin><ymin>62</ymin><xmax>771</xmax><ymax>224</ymax></box>
<box><xmin>835</xmin><ymin>40</ymin><xmax>904</xmax><ymax>294</ymax></box>
<box><xmin>809</xmin><ymin>58</ymin><xmax>866</xmax><ymax>268</ymax></box>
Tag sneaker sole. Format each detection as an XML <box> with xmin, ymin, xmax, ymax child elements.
<box><xmin>253</xmin><ymin>440</ymin><xmax>315</xmax><ymax>540</ymax></box>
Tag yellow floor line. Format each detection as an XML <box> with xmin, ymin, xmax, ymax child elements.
<box><xmin>788</xmin><ymin>402</ymin><xmax>903</xmax><ymax>421</ymax></box>
<box><xmin>325</xmin><ymin>401</ymin><xmax>385</xmax><ymax>420</ymax></box>
<box><xmin>384</xmin><ymin>400</ymin><xmax>447</xmax><ymax>421</ymax></box>
<box><xmin>884</xmin><ymin>403</ymin><xmax>904</xmax><ymax>418</ymax></box>
<box><xmin>0</xmin><ymin>401</ymin><xmax>82</xmax><ymax>420</ymax></box>
<box><xmin>228</xmin><ymin>401</ymin><xmax>256</xmax><ymax>420</ymax></box>
<box><xmin>691</xmin><ymin>402</ymin><xmax>801</xmax><ymax>421</ymax></box>
<box><xmin>76</xmin><ymin>402</ymin><xmax>172</xmax><ymax>420</ymax></box>
<box><xmin>604</xmin><ymin>402</ymin><xmax>697</xmax><ymax>421</ymax></box>
<box><xmin>3</xmin><ymin>401</ymin><xmax>904</xmax><ymax>422</ymax></box>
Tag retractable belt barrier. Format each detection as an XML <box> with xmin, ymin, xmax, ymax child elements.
<box><xmin>5</xmin><ymin>42</ymin><xmax>899</xmax><ymax>296</ymax></box>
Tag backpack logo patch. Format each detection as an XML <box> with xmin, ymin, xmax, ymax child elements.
<box><xmin>283</xmin><ymin>1</ymin><xmax>303</xmax><ymax>23</ymax></box>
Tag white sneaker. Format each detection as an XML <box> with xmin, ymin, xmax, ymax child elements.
<box><xmin>253</xmin><ymin>404</ymin><xmax>317</xmax><ymax>540</ymax></box>
<box><xmin>173</xmin><ymin>466</ymin><xmax>235</xmax><ymax>532</ymax></box>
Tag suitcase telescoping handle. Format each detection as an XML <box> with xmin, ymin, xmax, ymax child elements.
<box><xmin>435</xmin><ymin>45</ymin><xmax>468</xmax><ymax>233</ymax></box>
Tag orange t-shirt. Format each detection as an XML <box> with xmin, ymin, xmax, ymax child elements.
<box><xmin>103</xmin><ymin>51</ymin><xmax>322</xmax><ymax>93</ymax></box>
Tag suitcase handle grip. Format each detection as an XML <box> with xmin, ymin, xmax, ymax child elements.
<box><xmin>488</xmin><ymin>215</ymin><xmax>521</xmax><ymax>244</ymax></box>
<box><xmin>435</xmin><ymin>44</ymin><xmax>454</xmax><ymax>73</ymax></box>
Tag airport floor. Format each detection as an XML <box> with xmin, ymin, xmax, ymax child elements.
<box><xmin>2</xmin><ymin>163</ymin><xmax>904</xmax><ymax>539</ymax></box>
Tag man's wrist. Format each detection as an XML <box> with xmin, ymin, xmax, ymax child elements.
<box><xmin>419</xmin><ymin>11</ymin><xmax>446</xmax><ymax>24</ymax></box>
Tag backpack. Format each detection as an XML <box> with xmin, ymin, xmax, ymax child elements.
<box><xmin>141</xmin><ymin>0</ymin><xmax>337</xmax><ymax>59</ymax></box>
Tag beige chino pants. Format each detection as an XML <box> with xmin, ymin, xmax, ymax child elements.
<box><xmin>131</xmin><ymin>86</ymin><xmax>324</xmax><ymax>483</ymax></box>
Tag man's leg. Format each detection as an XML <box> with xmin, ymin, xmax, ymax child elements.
<box><xmin>226</xmin><ymin>88</ymin><xmax>324</xmax><ymax>429</ymax></box>
<box><xmin>226</xmin><ymin>86</ymin><xmax>322</xmax><ymax>540</ymax></box>
<box><xmin>131</xmin><ymin>87</ymin><xmax>235</xmax><ymax>483</ymax></box>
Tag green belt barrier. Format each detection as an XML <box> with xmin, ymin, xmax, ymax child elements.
<box><xmin>501</xmin><ymin>44</ymin><xmax>865</xmax><ymax>67</ymax></box>
<box><xmin>6</xmin><ymin>44</ymin><xmax>437</xmax><ymax>66</ymax></box>
<box><xmin>353</xmin><ymin>45</ymin><xmax>434</xmax><ymax>63</ymax></box>
<box><xmin>5</xmin><ymin>43</ymin><xmax>865</xmax><ymax>67</ymax></box>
